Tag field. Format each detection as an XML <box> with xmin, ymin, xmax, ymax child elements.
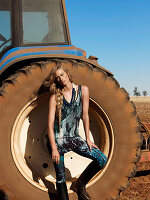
<box><xmin>119</xmin><ymin>161</ymin><xmax>150</xmax><ymax>200</ymax></box>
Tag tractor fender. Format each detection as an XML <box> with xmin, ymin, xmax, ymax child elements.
<box><xmin>0</xmin><ymin>46</ymin><xmax>113</xmax><ymax>76</ymax></box>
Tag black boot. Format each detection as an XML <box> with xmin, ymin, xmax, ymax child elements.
<box><xmin>76</xmin><ymin>161</ymin><xmax>102</xmax><ymax>200</ymax></box>
<box><xmin>76</xmin><ymin>179</ymin><xmax>91</xmax><ymax>200</ymax></box>
<box><xmin>56</xmin><ymin>182</ymin><xmax>69</xmax><ymax>200</ymax></box>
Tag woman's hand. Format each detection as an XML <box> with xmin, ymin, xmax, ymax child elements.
<box><xmin>52</xmin><ymin>148</ymin><xmax>60</xmax><ymax>164</ymax></box>
<box><xmin>86</xmin><ymin>138</ymin><xmax>99</xmax><ymax>151</ymax></box>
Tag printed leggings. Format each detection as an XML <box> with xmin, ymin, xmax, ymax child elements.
<box><xmin>53</xmin><ymin>146</ymin><xmax>108</xmax><ymax>183</ymax></box>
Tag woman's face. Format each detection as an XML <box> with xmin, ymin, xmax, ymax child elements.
<box><xmin>55</xmin><ymin>68</ymin><xmax>70</xmax><ymax>86</ymax></box>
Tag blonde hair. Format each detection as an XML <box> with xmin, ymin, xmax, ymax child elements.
<box><xmin>44</xmin><ymin>65</ymin><xmax>73</xmax><ymax>131</ymax></box>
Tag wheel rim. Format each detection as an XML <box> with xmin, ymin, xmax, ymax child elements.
<box><xmin>11</xmin><ymin>93</ymin><xmax>114</xmax><ymax>192</ymax></box>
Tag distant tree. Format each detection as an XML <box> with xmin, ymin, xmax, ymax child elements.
<box><xmin>133</xmin><ymin>87</ymin><xmax>137</xmax><ymax>96</ymax></box>
<box><xmin>143</xmin><ymin>91</ymin><xmax>147</xmax><ymax>96</ymax></box>
<box><xmin>133</xmin><ymin>87</ymin><xmax>141</xmax><ymax>96</ymax></box>
<box><xmin>137</xmin><ymin>92</ymin><xmax>141</xmax><ymax>96</ymax></box>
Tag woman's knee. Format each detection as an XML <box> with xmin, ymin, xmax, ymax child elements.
<box><xmin>91</xmin><ymin>147</ymin><xmax>108</xmax><ymax>168</ymax></box>
<box><xmin>56</xmin><ymin>173</ymin><xmax>66</xmax><ymax>183</ymax></box>
<box><xmin>55</xmin><ymin>165</ymin><xmax>66</xmax><ymax>183</ymax></box>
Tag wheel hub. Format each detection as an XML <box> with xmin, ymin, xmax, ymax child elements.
<box><xmin>11</xmin><ymin>93</ymin><xmax>113</xmax><ymax>192</ymax></box>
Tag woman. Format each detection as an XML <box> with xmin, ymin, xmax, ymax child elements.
<box><xmin>47</xmin><ymin>65</ymin><xmax>107</xmax><ymax>200</ymax></box>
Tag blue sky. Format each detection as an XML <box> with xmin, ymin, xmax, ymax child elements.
<box><xmin>65</xmin><ymin>0</ymin><xmax>150</xmax><ymax>96</ymax></box>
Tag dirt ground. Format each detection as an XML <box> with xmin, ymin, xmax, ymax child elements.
<box><xmin>119</xmin><ymin>161</ymin><xmax>150</xmax><ymax>200</ymax></box>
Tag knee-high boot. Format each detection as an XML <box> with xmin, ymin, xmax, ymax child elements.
<box><xmin>56</xmin><ymin>182</ymin><xmax>69</xmax><ymax>200</ymax></box>
<box><xmin>76</xmin><ymin>161</ymin><xmax>102</xmax><ymax>200</ymax></box>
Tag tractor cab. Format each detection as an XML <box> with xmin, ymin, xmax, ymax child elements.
<box><xmin>0</xmin><ymin>0</ymin><xmax>70</xmax><ymax>57</ymax></box>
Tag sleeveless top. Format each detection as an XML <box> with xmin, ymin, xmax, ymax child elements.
<box><xmin>54</xmin><ymin>85</ymin><xmax>85</xmax><ymax>154</ymax></box>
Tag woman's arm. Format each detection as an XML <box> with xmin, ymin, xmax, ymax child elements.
<box><xmin>81</xmin><ymin>85</ymin><xmax>99</xmax><ymax>151</ymax></box>
<box><xmin>48</xmin><ymin>94</ymin><xmax>60</xmax><ymax>164</ymax></box>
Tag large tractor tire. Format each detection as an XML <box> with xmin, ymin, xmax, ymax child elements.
<box><xmin>0</xmin><ymin>59</ymin><xmax>141</xmax><ymax>200</ymax></box>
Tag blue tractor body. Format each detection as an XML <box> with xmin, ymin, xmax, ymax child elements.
<box><xmin>0</xmin><ymin>45</ymin><xmax>85</xmax><ymax>73</ymax></box>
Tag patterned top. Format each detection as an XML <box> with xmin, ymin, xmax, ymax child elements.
<box><xmin>54</xmin><ymin>84</ymin><xmax>89</xmax><ymax>154</ymax></box>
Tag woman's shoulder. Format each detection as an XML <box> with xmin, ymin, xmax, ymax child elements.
<box><xmin>80</xmin><ymin>85</ymin><xmax>89</xmax><ymax>96</ymax></box>
<box><xmin>49</xmin><ymin>93</ymin><xmax>56</xmax><ymax>105</ymax></box>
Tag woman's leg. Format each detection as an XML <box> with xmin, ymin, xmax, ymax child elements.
<box><xmin>76</xmin><ymin>146</ymin><xmax>108</xmax><ymax>168</ymax></box>
<box><xmin>76</xmin><ymin>146</ymin><xmax>107</xmax><ymax>183</ymax></box>
<box><xmin>46</xmin><ymin>139</ymin><xmax>69</xmax><ymax>200</ymax></box>
<box><xmin>53</xmin><ymin>155</ymin><xmax>69</xmax><ymax>200</ymax></box>
<box><xmin>53</xmin><ymin>155</ymin><xmax>66</xmax><ymax>183</ymax></box>
<box><xmin>73</xmin><ymin>143</ymin><xmax>108</xmax><ymax>200</ymax></box>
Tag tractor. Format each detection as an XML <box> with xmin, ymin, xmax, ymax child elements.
<box><xmin>130</xmin><ymin>97</ymin><xmax>150</xmax><ymax>163</ymax></box>
<box><xmin>0</xmin><ymin>0</ymin><xmax>142</xmax><ymax>199</ymax></box>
